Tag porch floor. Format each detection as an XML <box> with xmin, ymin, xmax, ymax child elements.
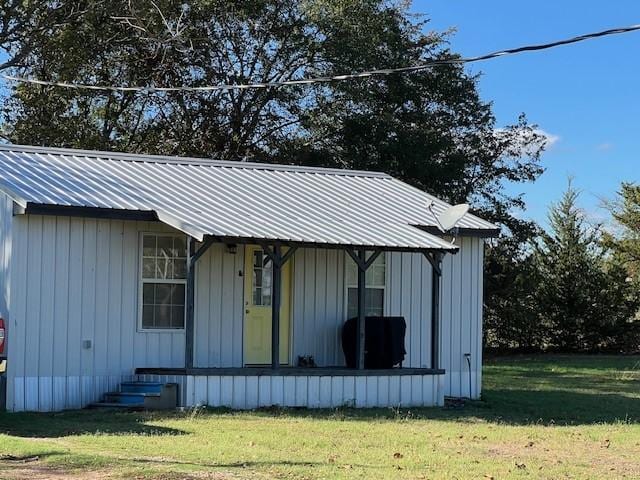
<box><xmin>136</xmin><ymin>367</ymin><xmax>445</xmax><ymax>376</ymax></box>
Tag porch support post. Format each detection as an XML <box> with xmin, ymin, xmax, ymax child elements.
<box><xmin>424</xmin><ymin>251</ymin><xmax>443</xmax><ymax>370</ymax></box>
<box><xmin>271</xmin><ymin>243</ymin><xmax>282</xmax><ymax>370</ymax></box>
<box><xmin>356</xmin><ymin>247</ymin><xmax>366</xmax><ymax>369</ymax></box>
<box><xmin>185</xmin><ymin>236</ymin><xmax>216</xmax><ymax>369</ymax></box>
<box><xmin>259</xmin><ymin>242</ymin><xmax>297</xmax><ymax>370</ymax></box>
<box><xmin>345</xmin><ymin>248</ymin><xmax>382</xmax><ymax>370</ymax></box>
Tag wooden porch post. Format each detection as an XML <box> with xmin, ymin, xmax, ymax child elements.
<box><xmin>260</xmin><ymin>243</ymin><xmax>297</xmax><ymax>371</ymax></box>
<box><xmin>428</xmin><ymin>252</ymin><xmax>443</xmax><ymax>370</ymax></box>
<box><xmin>356</xmin><ymin>247</ymin><xmax>366</xmax><ymax>370</ymax></box>
<box><xmin>345</xmin><ymin>248</ymin><xmax>382</xmax><ymax>370</ymax></box>
<box><xmin>271</xmin><ymin>243</ymin><xmax>282</xmax><ymax>370</ymax></box>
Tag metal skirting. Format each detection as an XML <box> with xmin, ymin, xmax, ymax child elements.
<box><xmin>135</xmin><ymin>372</ymin><xmax>446</xmax><ymax>409</ymax></box>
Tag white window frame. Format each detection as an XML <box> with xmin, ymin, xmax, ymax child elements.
<box><xmin>138</xmin><ymin>232</ymin><xmax>188</xmax><ymax>332</ymax></box>
<box><xmin>344</xmin><ymin>251</ymin><xmax>387</xmax><ymax>319</ymax></box>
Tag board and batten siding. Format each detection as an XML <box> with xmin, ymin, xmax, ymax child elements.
<box><xmin>0</xmin><ymin>193</ymin><xmax>13</xmax><ymax>334</ymax></box>
<box><xmin>192</xmin><ymin>245</ymin><xmax>346</xmax><ymax>368</ymax></box>
<box><xmin>4</xmin><ymin>209</ymin><xmax>484</xmax><ymax>411</ymax></box>
<box><xmin>193</xmin><ymin>243</ymin><xmax>245</xmax><ymax>368</ymax></box>
<box><xmin>6</xmin><ymin>214</ymin><xmax>186</xmax><ymax>411</ymax></box>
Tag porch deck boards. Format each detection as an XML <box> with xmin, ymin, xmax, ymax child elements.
<box><xmin>135</xmin><ymin>367</ymin><xmax>445</xmax><ymax>376</ymax></box>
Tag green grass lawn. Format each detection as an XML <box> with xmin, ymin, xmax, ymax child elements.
<box><xmin>1</xmin><ymin>355</ymin><xmax>639</xmax><ymax>479</ymax></box>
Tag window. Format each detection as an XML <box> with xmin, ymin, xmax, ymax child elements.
<box><xmin>251</xmin><ymin>249</ymin><xmax>272</xmax><ymax>306</ymax></box>
<box><xmin>140</xmin><ymin>233</ymin><xmax>187</xmax><ymax>330</ymax></box>
<box><xmin>346</xmin><ymin>253</ymin><xmax>386</xmax><ymax>319</ymax></box>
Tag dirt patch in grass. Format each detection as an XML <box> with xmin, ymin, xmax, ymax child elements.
<box><xmin>0</xmin><ymin>461</ymin><xmax>239</xmax><ymax>480</ymax></box>
<box><xmin>0</xmin><ymin>463</ymin><xmax>110</xmax><ymax>480</ymax></box>
<box><xmin>484</xmin><ymin>437</ymin><xmax>640</xmax><ymax>478</ymax></box>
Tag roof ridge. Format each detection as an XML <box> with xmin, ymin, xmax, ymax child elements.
<box><xmin>0</xmin><ymin>143</ymin><xmax>391</xmax><ymax>178</ymax></box>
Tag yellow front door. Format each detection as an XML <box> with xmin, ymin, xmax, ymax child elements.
<box><xmin>243</xmin><ymin>246</ymin><xmax>291</xmax><ymax>365</ymax></box>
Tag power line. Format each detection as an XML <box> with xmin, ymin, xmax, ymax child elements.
<box><xmin>1</xmin><ymin>23</ymin><xmax>639</xmax><ymax>93</ymax></box>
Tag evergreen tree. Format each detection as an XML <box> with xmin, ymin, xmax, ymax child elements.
<box><xmin>484</xmin><ymin>237</ymin><xmax>541</xmax><ymax>352</ymax></box>
<box><xmin>601</xmin><ymin>183</ymin><xmax>640</xmax><ymax>351</ymax></box>
<box><xmin>533</xmin><ymin>181</ymin><xmax>606</xmax><ymax>350</ymax></box>
<box><xmin>534</xmin><ymin>181</ymin><xmax>639</xmax><ymax>351</ymax></box>
<box><xmin>605</xmin><ymin>183</ymin><xmax>640</xmax><ymax>279</ymax></box>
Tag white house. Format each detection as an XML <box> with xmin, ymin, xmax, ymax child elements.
<box><xmin>0</xmin><ymin>144</ymin><xmax>497</xmax><ymax>412</ymax></box>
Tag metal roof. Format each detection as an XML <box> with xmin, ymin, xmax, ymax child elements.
<box><xmin>0</xmin><ymin>144</ymin><xmax>498</xmax><ymax>252</ymax></box>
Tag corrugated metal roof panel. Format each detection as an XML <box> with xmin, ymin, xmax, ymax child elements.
<box><xmin>0</xmin><ymin>145</ymin><xmax>498</xmax><ymax>252</ymax></box>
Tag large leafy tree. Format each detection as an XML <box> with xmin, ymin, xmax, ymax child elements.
<box><xmin>0</xmin><ymin>0</ymin><xmax>546</xmax><ymax>224</ymax></box>
<box><xmin>2</xmin><ymin>3</ymin><xmax>550</xmax><ymax>356</ymax></box>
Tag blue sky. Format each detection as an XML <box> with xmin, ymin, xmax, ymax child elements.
<box><xmin>412</xmin><ymin>1</ymin><xmax>640</xmax><ymax>227</ymax></box>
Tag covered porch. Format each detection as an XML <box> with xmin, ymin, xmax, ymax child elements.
<box><xmin>138</xmin><ymin>234</ymin><xmax>454</xmax><ymax>408</ymax></box>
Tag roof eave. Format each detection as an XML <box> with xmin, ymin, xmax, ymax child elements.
<box><xmin>416</xmin><ymin>225</ymin><xmax>500</xmax><ymax>239</ymax></box>
<box><xmin>18</xmin><ymin>203</ymin><xmax>457</xmax><ymax>254</ymax></box>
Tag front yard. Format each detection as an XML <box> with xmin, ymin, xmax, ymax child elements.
<box><xmin>1</xmin><ymin>355</ymin><xmax>639</xmax><ymax>479</ymax></box>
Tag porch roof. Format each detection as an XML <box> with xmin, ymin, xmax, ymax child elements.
<box><xmin>0</xmin><ymin>144</ymin><xmax>498</xmax><ymax>252</ymax></box>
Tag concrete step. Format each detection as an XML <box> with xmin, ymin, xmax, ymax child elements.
<box><xmin>88</xmin><ymin>402</ymin><xmax>145</xmax><ymax>410</ymax></box>
<box><xmin>120</xmin><ymin>382</ymin><xmax>164</xmax><ymax>394</ymax></box>
<box><xmin>104</xmin><ymin>392</ymin><xmax>160</xmax><ymax>404</ymax></box>
<box><xmin>91</xmin><ymin>382</ymin><xmax>179</xmax><ymax>411</ymax></box>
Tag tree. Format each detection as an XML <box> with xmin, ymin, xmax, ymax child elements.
<box><xmin>534</xmin><ymin>181</ymin><xmax>605</xmax><ymax>349</ymax></box>
<box><xmin>605</xmin><ymin>183</ymin><xmax>640</xmax><ymax>279</ymax></box>
<box><xmin>533</xmin><ymin>180</ymin><xmax>638</xmax><ymax>351</ymax></box>
<box><xmin>484</xmin><ymin>235</ymin><xmax>542</xmax><ymax>352</ymax></box>
<box><xmin>1</xmin><ymin>2</ymin><xmax>550</xmax><ymax>347</ymax></box>
<box><xmin>0</xmin><ymin>2</ymin><xmax>87</xmax><ymax>72</ymax></box>
<box><xmin>0</xmin><ymin>0</ymin><xmax>546</xmax><ymax>223</ymax></box>
<box><xmin>601</xmin><ymin>183</ymin><xmax>640</xmax><ymax>351</ymax></box>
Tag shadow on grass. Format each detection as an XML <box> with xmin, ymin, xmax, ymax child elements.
<box><xmin>2</xmin><ymin>387</ymin><xmax>638</xmax><ymax>437</ymax></box>
<box><xmin>0</xmin><ymin>410</ymin><xmax>186</xmax><ymax>438</ymax></box>
<box><xmin>139</xmin><ymin>384</ymin><xmax>638</xmax><ymax>426</ymax></box>
<box><xmin>464</xmin><ymin>388</ymin><xmax>640</xmax><ymax>425</ymax></box>
<box><xmin>237</xmin><ymin>389</ymin><xmax>640</xmax><ymax>426</ymax></box>
<box><xmin>2</xmin><ymin>356</ymin><xmax>639</xmax><ymax>435</ymax></box>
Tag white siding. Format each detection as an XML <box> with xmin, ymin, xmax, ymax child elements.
<box><xmin>288</xmin><ymin>240</ymin><xmax>484</xmax><ymax>399</ymax></box>
<box><xmin>387</xmin><ymin>238</ymin><xmax>484</xmax><ymax>398</ymax></box>
<box><xmin>6</xmin><ymin>213</ymin><xmax>484</xmax><ymax>411</ymax></box>
<box><xmin>291</xmin><ymin>248</ymin><xmax>345</xmax><ymax>366</ymax></box>
<box><xmin>438</xmin><ymin>237</ymin><xmax>484</xmax><ymax>399</ymax></box>
<box><xmin>0</xmin><ymin>193</ymin><xmax>14</xmax><ymax>410</ymax></box>
<box><xmin>193</xmin><ymin>243</ymin><xmax>244</xmax><ymax>367</ymax></box>
<box><xmin>0</xmin><ymin>192</ymin><xmax>12</xmax><ymax>326</ymax></box>
<box><xmin>136</xmin><ymin>373</ymin><xmax>445</xmax><ymax>409</ymax></box>
<box><xmin>7</xmin><ymin>215</ymin><xmax>185</xmax><ymax>411</ymax></box>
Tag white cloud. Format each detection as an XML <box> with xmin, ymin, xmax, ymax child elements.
<box><xmin>596</xmin><ymin>142</ymin><xmax>614</xmax><ymax>152</ymax></box>
<box><xmin>494</xmin><ymin>127</ymin><xmax>560</xmax><ymax>156</ymax></box>
<box><xmin>535</xmin><ymin>129</ymin><xmax>560</xmax><ymax>149</ymax></box>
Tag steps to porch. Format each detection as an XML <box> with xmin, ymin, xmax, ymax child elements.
<box><xmin>89</xmin><ymin>381</ymin><xmax>178</xmax><ymax>410</ymax></box>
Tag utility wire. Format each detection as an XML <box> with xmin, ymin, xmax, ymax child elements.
<box><xmin>1</xmin><ymin>23</ymin><xmax>639</xmax><ymax>93</ymax></box>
